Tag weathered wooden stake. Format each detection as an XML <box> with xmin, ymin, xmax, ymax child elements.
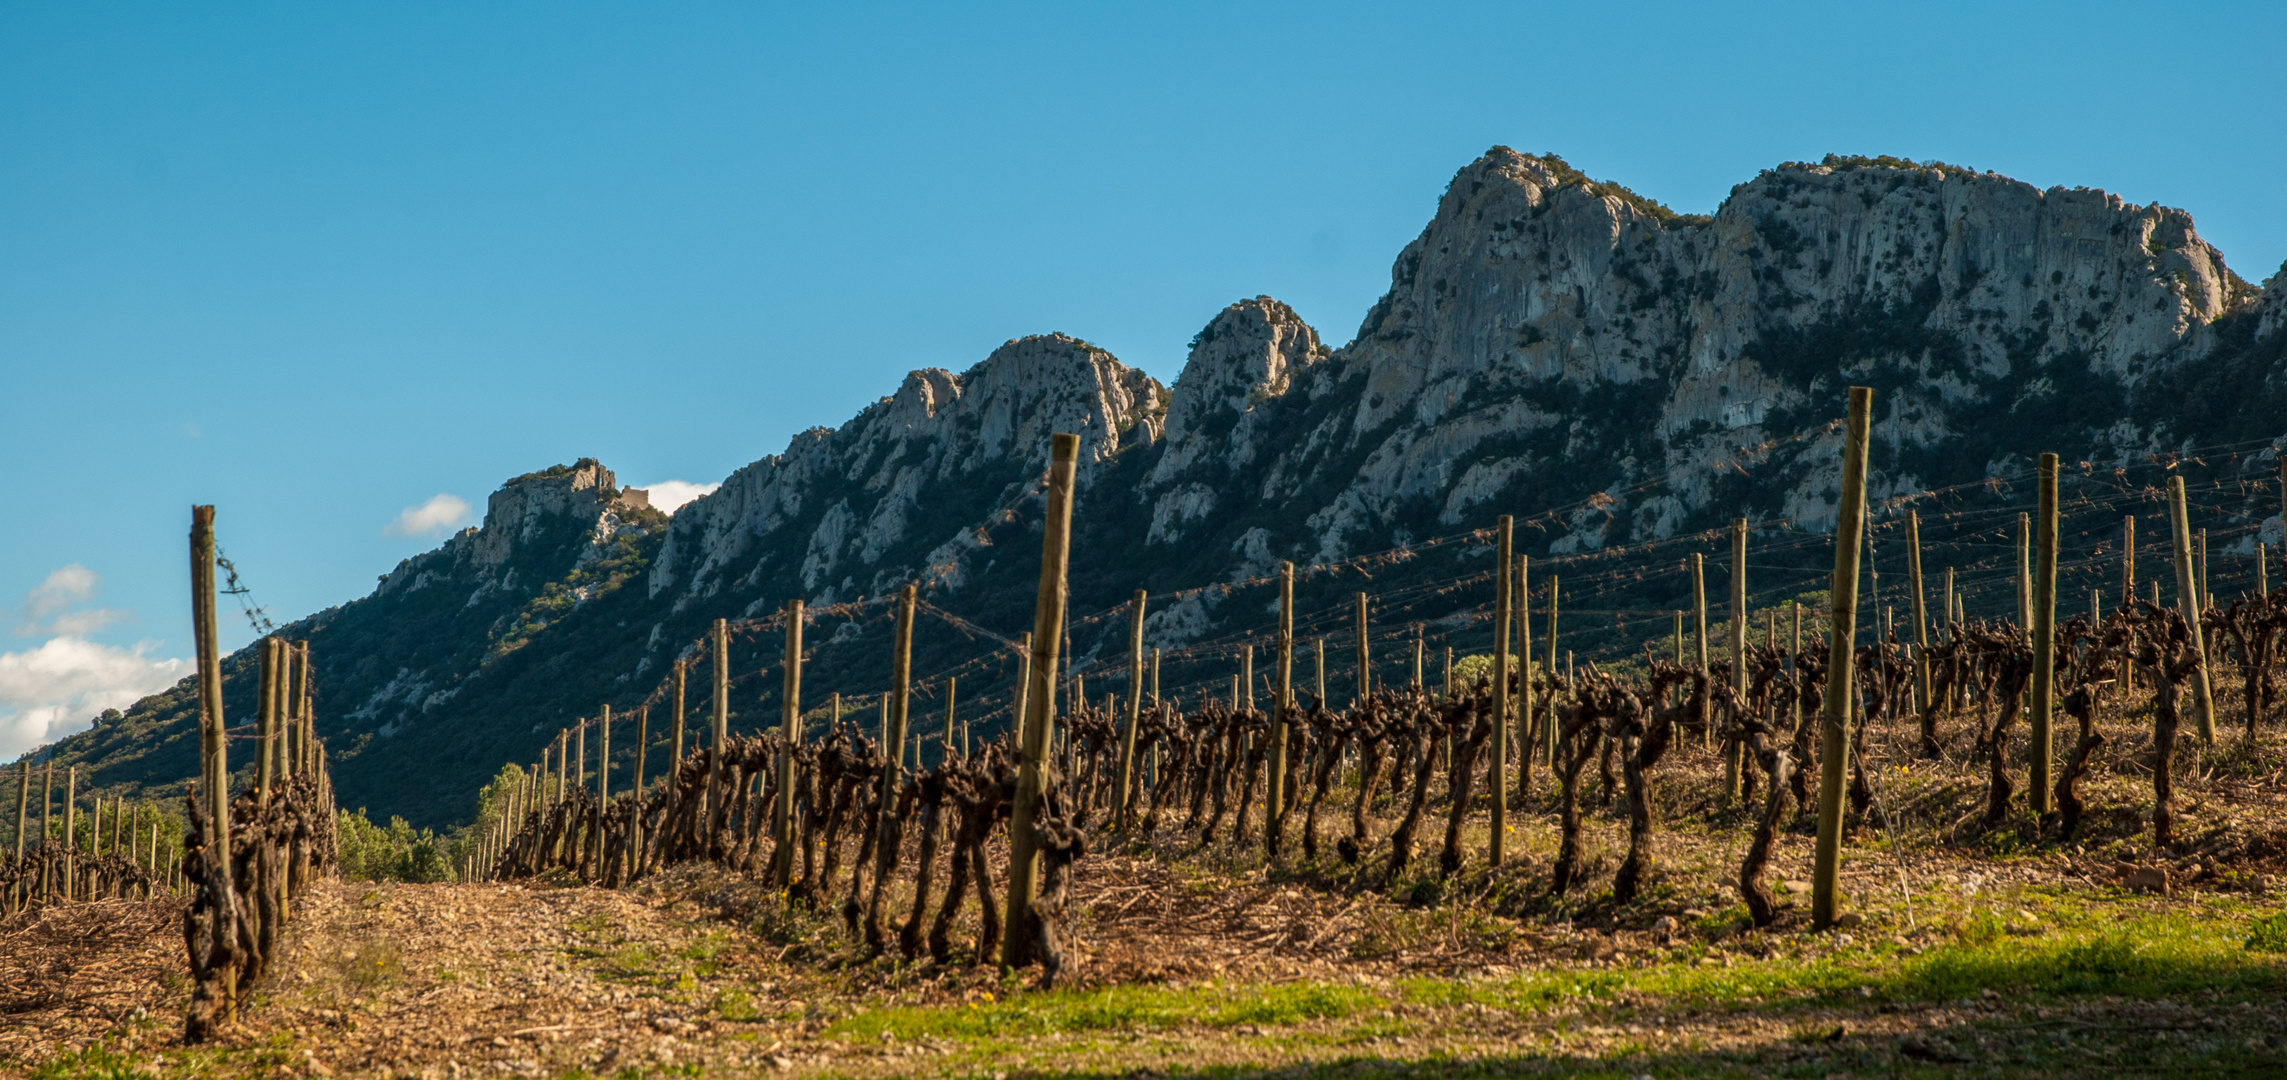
<box><xmin>2030</xmin><ymin>453</ymin><xmax>2059</xmax><ymax>816</ymax></box>
<box><xmin>1492</xmin><ymin>515</ymin><xmax>1512</xmax><ymax>866</ymax></box>
<box><xmin>1003</xmin><ymin>432</ymin><xmax>1078</xmax><ymax>969</ymax></box>
<box><xmin>12</xmin><ymin>762</ymin><xmax>25</xmax><ymax>867</ymax></box>
<box><xmin>776</xmin><ymin>598</ymin><xmax>803</xmax><ymax>887</ymax></box>
<box><xmin>632</xmin><ymin>705</ymin><xmax>648</xmax><ymax>869</ymax></box>
<box><xmin>2122</xmin><ymin>515</ymin><xmax>2137</xmax><ymax>609</ymax></box>
<box><xmin>2016</xmin><ymin>512</ymin><xmax>2032</xmax><ymax>629</ymax></box>
<box><xmin>1314</xmin><ymin>637</ymin><xmax>1325</xmax><ymax>705</ymax></box>
<box><xmin>1812</xmin><ymin>386</ymin><xmax>1872</xmax><ymax>930</ymax></box>
<box><xmin>2198</xmin><ymin>528</ymin><xmax>2210</xmax><ymax>611</ymax></box>
<box><xmin>1242</xmin><ymin>646</ymin><xmax>1253</xmax><ymax>709</ymax></box>
<box><xmin>2167</xmin><ymin>476</ymin><xmax>2218</xmax><ymax>742</ymax></box>
<box><xmin>1118</xmin><ymin>590</ymin><xmax>1151</xmax><ymax>825</ymax></box>
<box><xmin>710</xmin><ymin>619</ymin><xmax>730</xmax><ymax>833</ymax></box>
<box><xmin>1354</xmin><ymin>592</ymin><xmax>1370</xmax><ymax>703</ymax></box>
<box><xmin>672</xmin><ymin>660</ymin><xmax>687</xmax><ymax>766</ymax></box>
<box><xmin>1544</xmin><ymin>575</ymin><xmax>1561</xmax><ymax>768</ymax></box>
<box><xmin>1015</xmin><ymin>633</ymin><xmax>1032</xmax><ymax>751</ymax></box>
<box><xmin>1908</xmin><ymin>510</ymin><xmax>1931</xmax><ymax>716</ymax></box>
<box><xmin>1693</xmin><ymin>553</ymin><xmax>1710</xmax><ymax>748</ymax></box>
<box><xmin>1268</xmin><ymin>570</ymin><xmax>1290</xmax><ymax>838</ymax></box>
<box><xmin>64</xmin><ymin>768</ymin><xmax>76</xmax><ymax>897</ymax></box>
<box><xmin>297</xmin><ymin>642</ymin><xmax>313</xmax><ymax>773</ymax></box>
<box><xmin>1518</xmin><ymin>553</ymin><xmax>1534</xmax><ymax>791</ymax></box>
<box><xmin>191</xmin><ymin>505</ymin><xmax>231</xmax><ymax>889</ymax></box>
<box><xmin>1727</xmin><ymin>518</ymin><xmax>1748</xmax><ymax>804</ymax></box>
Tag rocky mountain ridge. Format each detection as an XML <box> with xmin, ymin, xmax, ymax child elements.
<box><xmin>35</xmin><ymin>149</ymin><xmax>2287</xmax><ymax>827</ymax></box>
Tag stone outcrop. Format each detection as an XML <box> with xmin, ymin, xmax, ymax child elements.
<box><xmin>651</xmin><ymin>332</ymin><xmax>1163</xmax><ymax>608</ymax></box>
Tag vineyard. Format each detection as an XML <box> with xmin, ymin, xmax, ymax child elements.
<box><xmin>14</xmin><ymin>396</ymin><xmax>2287</xmax><ymax>1077</ymax></box>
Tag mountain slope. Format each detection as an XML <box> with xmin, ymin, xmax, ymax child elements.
<box><xmin>33</xmin><ymin>149</ymin><xmax>2287</xmax><ymax>828</ymax></box>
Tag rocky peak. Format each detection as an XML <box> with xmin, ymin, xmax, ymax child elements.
<box><xmin>951</xmin><ymin>333</ymin><xmax>1164</xmax><ymax>473</ymax></box>
<box><xmin>465</xmin><ymin>459</ymin><xmax>624</xmax><ymax>568</ymax></box>
<box><xmin>375</xmin><ymin>459</ymin><xmax>642</xmax><ymax>597</ymax></box>
<box><xmin>652</xmin><ymin>332</ymin><xmax>1167</xmax><ymax>606</ymax></box>
<box><xmin>1150</xmin><ymin>297</ymin><xmax>1325</xmax><ymax>484</ymax></box>
<box><xmin>2258</xmin><ymin>261</ymin><xmax>2287</xmax><ymax>341</ymax></box>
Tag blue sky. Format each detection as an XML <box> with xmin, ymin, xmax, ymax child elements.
<box><xmin>4</xmin><ymin>2</ymin><xmax>2282</xmax><ymax>756</ymax></box>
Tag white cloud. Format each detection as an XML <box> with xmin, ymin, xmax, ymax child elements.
<box><xmin>637</xmin><ymin>480</ymin><xmax>720</xmax><ymax>514</ymax></box>
<box><xmin>16</xmin><ymin>564</ymin><xmax>130</xmax><ymax>638</ymax></box>
<box><xmin>0</xmin><ymin>637</ymin><xmax>192</xmax><ymax>758</ymax></box>
<box><xmin>385</xmin><ymin>494</ymin><xmax>472</xmax><ymax>538</ymax></box>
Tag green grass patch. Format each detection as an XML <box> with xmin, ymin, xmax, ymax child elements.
<box><xmin>2245</xmin><ymin>912</ymin><xmax>2287</xmax><ymax>954</ymax></box>
<box><xmin>27</xmin><ymin>1037</ymin><xmax>296</xmax><ymax>1080</ymax></box>
<box><xmin>1403</xmin><ymin>911</ymin><xmax>2287</xmax><ymax>1018</ymax></box>
<box><xmin>1903</xmin><ymin>912</ymin><xmax>2287</xmax><ymax>1000</ymax></box>
<box><xmin>827</xmin><ymin>981</ymin><xmax>1381</xmax><ymax>1041</ymax></box>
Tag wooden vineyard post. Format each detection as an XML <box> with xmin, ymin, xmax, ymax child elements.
<box><xmin>1242</xmin><ymin>647</ymin><xmax>1253</xmax><ymax>709</ymax></box>
<box><xmin>1116</xmin><ymin>589</ymin><xmax>1147</xmax><ymax>829</ymax></box>
<box><xmin>63</xmin><ymin>770</ymin><xmax>76</xmax><ymax>898</ymax></box>
<box><xmin>944</xmin><ymin>677</ymin><xmax>958</xmax><ymax>758</ymax></box>
<box><xmin>2122</xmin><ymin>516</ymin><xmax>2136</xmax><ymax>608</ymax></box>
<box><xmin>1544</xmin><ymin>576</ymin><xmax>1560</xmax><ymax>768</ymax></box>
<box><xmin>1314</xmin><ymin>637</ymin><xmax>1325</xmax><ymax>706</ymax></box>
<box><xmin>271</xmin><ymin>638</ymin><xmax>289</xmax><ymax>789</ymax></box>
<box><xmin>1812</xmin><ymin>386</ymin><xmax>1872</xmax><ymax>931</ymax></box>
<box><xmin>1268</xmin><ymin>571</ymin><xmax>1290</xmax><ymax>847</ymax></box>
<box><xmin>775</xmin><ymin>599</ymin><xmax>803</xmax><ymax>888</ymax></box>
<box><xmin>188</xmin><ymin>503</ymin><xmax>235</xmax><ymax>1037</ymax></box>
<box><xmin>1693</xmin><ymin>553</ymin><xmax>1710</xmax><ymax>748</ymax></box>
<box><xmin>709</xmin><ymin>619</ymin><xmax>730</xmax><ymax>844</ymax></box>
<box><xmin>2119</xmin><ymin>518</ymin><xmax>2137</xmax><ymax>696</ymax></box>
<box><xmin>257</xmin><ymin>638</ymin><xmax>276</xmax><ymax>801</ymax></box>
<box><xmin>13</xmin><ymin>762</ymin><xmax>25</xmax><ymax>880</ymax></box>
<box><xmin>1728</xmin><ymin>518</ymin><xmax>1748</xmax><ymax>805</ymax></box>
<box><xmin>599</xmin><ymin>706</ymin><xmax>611</xmax><ymax>808</ymax></box>
<box><xmin>302</xmin><ymin>642</ymin><xmax>315</xmax><ymax>774</ymax></box>
<box><xmin>575</xmin><ymin>719</ymin><xmax>590</xmax><ymax>876</ymax></box>
<box><xmin>288</xmin><ymin>641</ymin><xmax>305</xmax><ymax>779</ymax></box>
<box><xmin>1015</xmin><ymin>633</ymin><xmax>1032</xmax><ymax>752</ymax></box>
<box><xmin>2030</xmin><ymin>453</ymin><xmax>2059</xmax><ymax>817</ymax></box>
<box><xmin>2167</xmin><ymin>476</ymin><xmax>2218</xmax><ymax>742</ymax></box>
<box><xmin>1412</xmin><ymin>624</ymin><xmax>1423</xmax><ymax>690</ymax></box>
<box><xmin>634</xmin><ymin>706</ymin><xmax>647</xmax><ymax>806</ymax></box>
<box><xmin>1518</xmin><ymin>553</ymin><xmax>1534</xmax><ymax>793</ymax></box>
<box><xmin>2186</xmin><ymin>528</ymin><xmax>2204</xmax><ymax>613</ymax></box>
<box><xmin>1354</xmin><ymin>593</ymin><xmax>1371</xmax><ymax>703</ymax></box>
<box><xmin>2016</xmin><ymin>513</ymin><xmax>2032</xmax><ymax>630</ymax></box>
<box><xmin>1908</xmin><ymin>511</ymin><xmax>1931</xmax><ymax>717</ymax></box>
<box><xmin>672</xmin><ymin>661</ymin><xmax>686</xmax><ymax>766</ymax></box>
<box><xmin>1792</xmin><ymin>601</ymin><xmax>1804</xmax><ymax>732</ymax></box>
<box><xmin>1491</xmin><ymin>515</ymin><xmax>1512</xmax><ymax>866</ymax></box>
<box><xmin>1003</xmin><ymin>432</ymin><xmax>1078</xmax><ymax>969</ymax></box>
